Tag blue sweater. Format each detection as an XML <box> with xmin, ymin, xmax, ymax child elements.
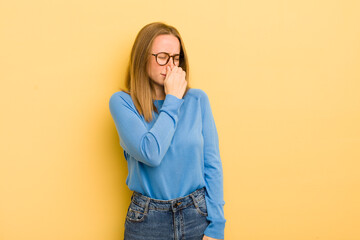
<box><xmin>109</xmin><ymin>88</ymin><xmax>226</xmax><ymax>239</ymax></box>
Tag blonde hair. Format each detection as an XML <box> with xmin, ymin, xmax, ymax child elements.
<box><xmin>123</xmin><ymin>22</ymin><xmax>190</xmax><ymax>122</ymax></box>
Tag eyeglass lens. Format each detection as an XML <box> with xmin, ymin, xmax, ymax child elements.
<box><xmin>156</xmin><ymin>53</ymin><xmax>180</xmax><ymax>66</ymax></box>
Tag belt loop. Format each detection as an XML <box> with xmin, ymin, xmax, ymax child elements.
<box><xmin>171</xmin><ymin>200</ymin><xmax>176</xmax><ymax>213</ymax></box>
<box><xmin>144</xmin><ymin>197</ymin><xmax>150</xmax><ymax>214</ymax></box>
<box><xmin>190</xmin><ymin>193</ymin><xmax>199</xmax><ymax>209</ymax></box>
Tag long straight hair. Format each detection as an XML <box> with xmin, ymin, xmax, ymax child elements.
<box><xmin>123</xmin><ymin>22</ymin><xmax>190</xmax><ymax>122</ymax></box>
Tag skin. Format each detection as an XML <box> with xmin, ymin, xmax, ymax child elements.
<box><xmin>203</xmin><ymin>236</ymin><xmax>223</xmax><ymax>240</ymax></box>
<box><xmin>147</xmin><ymin>34</ymin><xmax>223</xmax><ymax>240</ymax></box>
<box><xmin>147</xmin><ymin>34</ymin><xmax>187</xmax><ymax>100</ymax></box>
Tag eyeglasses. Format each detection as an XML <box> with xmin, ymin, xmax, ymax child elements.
<box><xmin>151</xmin><ymin>52</ymin><xmax>181</xmax><ymax>66</ymax></box>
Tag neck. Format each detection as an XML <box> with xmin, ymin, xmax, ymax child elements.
<box><xmin>152</xmin><ymin>84</ymin><xmax>165</xmax><ymax>100</ymax></box>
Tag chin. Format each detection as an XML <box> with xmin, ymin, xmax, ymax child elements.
<box><xmin>152</xmin><ymin>80</ymin><xmax>165</xmax><ymax>86</ymax></box>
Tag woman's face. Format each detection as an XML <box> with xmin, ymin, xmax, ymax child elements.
<box><xmin>147</xmin><ymin>34</ymin><xmax>181</xmax><ymax>87</ymax></box>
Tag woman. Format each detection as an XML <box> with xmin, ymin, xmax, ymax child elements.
<box><xmin>109</xmin><ymin>22</ymin><xmax>225</xmax><ymax>240</ymax></box>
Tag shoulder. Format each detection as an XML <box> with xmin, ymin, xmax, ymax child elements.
<box><xmin>185</xmin><ymin>88</ymin><xmax>211</xmax><ymax>107</ymax></box>
<box><xmin>185</xmin><ymin>88</ymin><xmax>209</xmax><ymax>100</ymax></box>
<box><xmin>110</xmin><ymin>90</ymin><xmax>130</xmax><ymax>99</ymax></box>
<box><xmin>186</xmin><ymin>88</ymin><xmax>213</xmax><ymax>114</ymax></box>
<box><xmin>109</xmin><ymin>91</ymin><xmax>134</xmax><ymax>109</ymax></box>
<box><xmin>110</xmin><ymin>90</ymin><xmax>131</xmax><ymax>101</ymax></box>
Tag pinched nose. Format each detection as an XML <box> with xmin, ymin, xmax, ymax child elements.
<box><xmin>166</xmin><ymin>57</ymin><xmax>175</xmax><ymax>68</ymax></box>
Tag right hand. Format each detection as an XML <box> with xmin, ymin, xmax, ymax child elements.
<box><xmin>164</xmin><ymin>66</ymin><xmax>187</xmax><ymax>99</ymax></box>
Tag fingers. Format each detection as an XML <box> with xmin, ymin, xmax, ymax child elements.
<box><xmin>166</xmin><ymin>66</ymin><xmax>185</xmax><ymax>77</ymax></box>
<box><xmin>163</xmin><ymin>65</ymin><xmax>187</xmax><ymax>99</ymax></box>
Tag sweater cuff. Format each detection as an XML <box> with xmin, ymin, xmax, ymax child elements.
<box><xmin>204</xmin><ymin>220</ymin><xmax>226</xmax><ymax>239</ymax></box>
<box><xmin>159</xmin><ymin>94</ymin><xmax>184</xmax><ymax>126</ymax></box>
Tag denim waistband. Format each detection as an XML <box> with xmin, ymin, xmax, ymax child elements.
<box><xmin>131</xmin><ymin>187</ymin><xmax>206</xmax><ymax>213</ymax></box>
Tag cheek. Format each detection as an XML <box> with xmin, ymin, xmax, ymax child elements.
<box><xmin>147</xmin><ymin>62</ymin><xmax>154</xmax><ymax>76</ymax></box>
<box><xmin>150</xmin><ymin>62</ymin><xmax>163</xmax><ymax>74</ymax></box>
<box><xmin>148</xmin><ymin>64</ymin><xmax>161</xmax><ymax>81</ymax></box>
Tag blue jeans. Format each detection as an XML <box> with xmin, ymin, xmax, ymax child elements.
<box><xmin>124</xmin><ymin>187</ymin><xmax>210</xmax><ymax>240</ymax></box>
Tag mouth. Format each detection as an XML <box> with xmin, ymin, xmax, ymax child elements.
<box><xmin>160</xmin><ymin>73</ymin><xmax>166</xmax><ymax>77</ymax></box>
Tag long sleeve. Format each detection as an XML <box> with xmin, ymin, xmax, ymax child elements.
<box><xmin>200</xmin><ymin>90</ymin><xmax>226</xmax><ymax>239</ymax></box>
<box><xmin>109</xmin><ymin>92</ymin><xmax>184</xmax><ymax>167</ymax></box>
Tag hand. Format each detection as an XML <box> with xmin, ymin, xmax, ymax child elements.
<box><xmin>164</xmin><ymin>65</ymin><xmax>187</xmax><ymax>99</ymax></box>
<box><xmin>203</xmin><ymin>235</ymin><xmax>223</xmax><ymax>240</ymax></box>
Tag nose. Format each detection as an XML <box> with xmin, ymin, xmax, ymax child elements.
<box><xmin>166</xmin><ymin>56</ymin><xmax>175</xmax><ymax>68</ymax></box>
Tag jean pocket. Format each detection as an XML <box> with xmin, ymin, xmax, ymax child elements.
<box><xmin>126</xmin><ymin>201</ymin><xmax>147</xmax><ymax>222</ymax></box>
<box><xmin>194</xmin><ymin>197</ymin><xmax>208</xmax><ymax>216</ymax></box>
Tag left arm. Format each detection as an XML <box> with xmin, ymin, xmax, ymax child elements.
<box><xmin>200</xmin><ymin>90</ymin><xmax>226</xmax><ymax>240</ymax></box>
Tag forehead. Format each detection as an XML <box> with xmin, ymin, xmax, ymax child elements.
<box><xmin>151</xmin><ymin>34</ymin><xmax>180</xmax><ymax>54</ymax></box>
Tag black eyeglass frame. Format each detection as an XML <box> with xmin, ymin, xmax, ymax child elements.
<box><xmin>151</xmin><ymin>52</ymin><xmax>182</xmax><ymax>66</ymax></box>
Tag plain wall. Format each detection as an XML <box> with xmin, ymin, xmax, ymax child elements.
<box><xmin>1</xmin><ymin>0</ymin><xmax>360</xmax><ymax>239</ymax></box>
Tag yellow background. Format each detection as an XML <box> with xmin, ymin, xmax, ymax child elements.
<box><xmin>1</xmin><ymin>0</ymin><xmax>360</xmax><ymax>239</ymax></box>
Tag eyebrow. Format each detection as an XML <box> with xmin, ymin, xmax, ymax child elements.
<box><xmin>154</xmin><ymin>52</ymin><xmax>180</xmax><ymax>55</ymax></box>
